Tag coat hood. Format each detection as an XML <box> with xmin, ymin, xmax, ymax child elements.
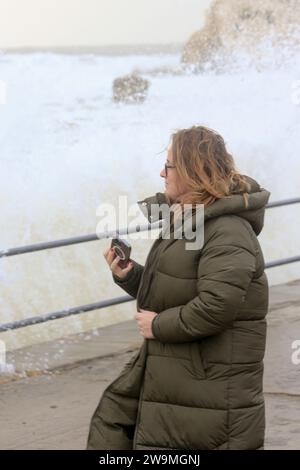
<box><xmin>138</xmin><ymin>175</ymin><xmax>271</xmax><ymax>235</ymax></box>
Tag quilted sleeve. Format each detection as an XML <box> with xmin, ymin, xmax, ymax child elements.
<box><xmin>112</xmin><ymin>260</ymin><xmax>144</xmax><ymax>298</ymax></box>
<box><xmin>151</xmin><ymin>224</ymin><xmax>257</xmax><ymax>343</ymax></box>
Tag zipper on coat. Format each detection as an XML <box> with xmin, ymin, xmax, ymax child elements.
<box><xmin>136</xmin><ymin>237</ymin><xmax>162</xmax><ymax>310</ymax></box>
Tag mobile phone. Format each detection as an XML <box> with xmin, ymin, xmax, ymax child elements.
<box><xmin>110</xmin><ymin>238</ymin><xmax>132</xmax><ymax>269</ymax></box>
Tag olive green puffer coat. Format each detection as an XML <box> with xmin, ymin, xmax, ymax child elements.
<box><xmin>87</xmin><ymin>176</ymin><xmax>270</xmax><ymax>450</ymax></box>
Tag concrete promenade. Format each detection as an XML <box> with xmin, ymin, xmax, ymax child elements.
<box><xmin>0</xmin><ymin>279</ymin><xmax>299</xmax><ymax>450</ymax></box>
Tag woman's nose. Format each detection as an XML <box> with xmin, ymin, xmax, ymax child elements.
<box><xmin>160</xmin><ymin>168</ymin><xmax>166</xmax><ymax>178</ymax></box>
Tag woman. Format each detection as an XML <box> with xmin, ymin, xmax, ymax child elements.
<box><xmin>87</xmin><ymin>125</ymin><xmax>270</xmax><ymax>450</ymax></box>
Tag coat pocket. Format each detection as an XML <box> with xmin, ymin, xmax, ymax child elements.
<box><xmin>110</xmin><ymin>341</ymin><xmax>148</xmax><ymax>395</ymax></box>
<box><xmin>189</xmin><ymin>342</ymin><xmax>206</xmax><ymax>379</ymax></box>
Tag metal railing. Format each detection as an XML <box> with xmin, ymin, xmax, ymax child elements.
<box><xmin>1</xmin><ymin>197</ymin><xmax>299</xmax><ymax>260</ymax></box>
<box><xmin>0</xmin><ymin>197</ymin><xmax>299</xmax><ymax>332</ymax></box>
<box><xmin>0</xmin><ymin>221</ymin><xmax>163</xmax><ymax>258</ymax></box>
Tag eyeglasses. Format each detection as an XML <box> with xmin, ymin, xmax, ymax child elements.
<box><xmin>164</xmin><ymin>163</ymin><xmax>176</xmax><ymax>176</ymax></box>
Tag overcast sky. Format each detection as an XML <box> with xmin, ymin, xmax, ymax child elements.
<box><xmin>0</xmin><ymin>0</ymin><xmax>212</xmax><ymax>48</ymax></box>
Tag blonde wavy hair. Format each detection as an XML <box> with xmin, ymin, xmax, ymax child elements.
<box><xmin>169</xmin><ymin>125</ymin><xmax>251</xmax><ymax>208</ymax></box>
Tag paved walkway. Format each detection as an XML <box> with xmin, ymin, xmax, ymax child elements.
<box><xmin>0</xmin><ymin>279</ymin><xmax>300</xmax><ymax>450</ymax></box>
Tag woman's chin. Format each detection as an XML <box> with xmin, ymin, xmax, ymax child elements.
<box><xmin>164</xmin><ymin>188</ymin><xmax>171</xmax><ymax>198</ymax></box>
<box><xmin>164</xmin><ymin>190</ymin><xmax>175</xmax><ymax>204</ymax></box>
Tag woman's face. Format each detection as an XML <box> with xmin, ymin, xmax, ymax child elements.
<box><xmin>160</xmin><ymin>146</ymin><xmax>188</xmax><ymax>203</ymax></box>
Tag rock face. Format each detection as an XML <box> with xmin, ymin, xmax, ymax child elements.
<box><xmin>112</xmin><ymin>73</ymin><xmax>150</xmax><ymax>104</ymax></box>
<box><xmin>182</xmin><ymin>0</ymin><xmax>300</xmax><ymax>70</ymax></box>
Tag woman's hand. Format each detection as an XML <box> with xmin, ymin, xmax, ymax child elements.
<box><xmin>135</xmin><ymin>309</ymin><xmax>158</xmax><ymax>339</ymax></box>
<box><xmin>103</xmin><ymin>246</ymin><xmax>133</xmax><ymax>280</ymax></box>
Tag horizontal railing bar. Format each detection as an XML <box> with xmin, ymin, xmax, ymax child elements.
<box><xmin>266</xmin><ymin>197</ymin><xmax>300</xmax><ymax>209</ymax></box>
<box><xmin>0</xmin><ymin>295</ymin><xmax>134</xmax><ymax>332</ymax></box>
<box><xmin>1</xmin><ymin>255</ymin><xmax>299</xmax><ymax>333</ymax></box>
<box><xmin>0</xmin><ymin>197</ymin><xmax>299</xmax><ymax>259</ymax></box>
<box><xmin>0</xmin><ymin>221</ymin><xmax>163</xmax><ymax>258</ymax></box>
<box><xmin>265</xmin><ymin>255</ymin><xmax>300</xmax><ymax>269</ymax></box>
